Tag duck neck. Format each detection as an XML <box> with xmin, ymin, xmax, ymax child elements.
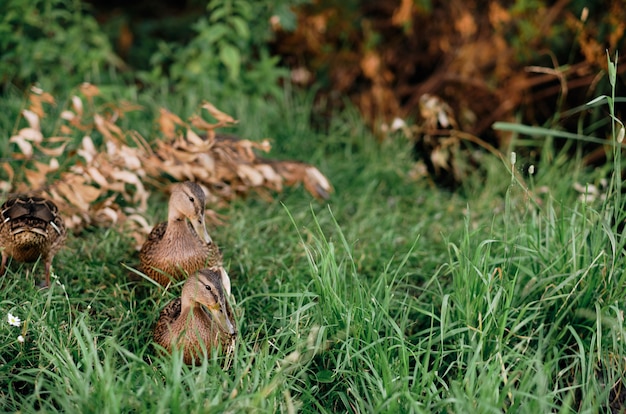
<box><xmin>181</xmin><ymin>279</ymin><xmax>205</xmax><ymax>314</ymax></box>
<box><xmin>180</xmin><ymin>283</ymin><xmax>195</xmax><ymax>312</ymax></box>
<box><xmin>165</xmin><ymin>215</ymin><xmax>194</xmax><ymax>243</ymax></box>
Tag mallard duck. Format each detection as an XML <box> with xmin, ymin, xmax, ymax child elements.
<box><xmin>0</xmin><ymin>195</ymin><xmax>66</xmax><ymax>288</ymax></box>
<box><xmin>153</xmin><ymin>268</ymin><xmax>236</xmax><ymax>365</ymax></box>
<box><xmin>139</xmin><ymin>181</ymin><xmax>231</xmax><ymax>293</ymax></box>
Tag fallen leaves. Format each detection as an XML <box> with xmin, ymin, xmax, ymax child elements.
<box><xmin>1</xmin><ymin>84</ymin><xmax>332</xmax><ymax>247</ymax></box>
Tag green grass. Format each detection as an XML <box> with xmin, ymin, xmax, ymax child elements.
<box><xmin>1</xmin><ymin>75</ymin><xmax>625</xmax><ymax>413</ymax></box>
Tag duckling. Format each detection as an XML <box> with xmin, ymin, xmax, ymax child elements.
<box><xmin>0</xmin><ymin>195</ymin><xmax>66</xmax><ymax>288</ymax></box>
<box><xmin>139</xmin><ymin>181</ymin><xmax>231</xmax><ymax>293</ymax></box>
<box><xmin>153</xmin><ymin>268</ymin><xmax>236</xmax><ymax>365</ymax></box>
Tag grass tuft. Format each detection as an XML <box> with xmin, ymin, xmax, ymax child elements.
<box><xmin>1</xmin><ymin>58</ymin><xmax>626</xmax><ymax>412</ymax></box>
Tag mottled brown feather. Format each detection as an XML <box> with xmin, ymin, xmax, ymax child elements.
<box><xmin>0</xmin><ymin>196</ymin><xmax>66</xmax><ymax>287</ymax></box>
<box><xmin>138</xmin><ymin>181</ymin><xmax>226</xmax><ymax>287</ymax></box>
<box><xmin>153</xmin><ymin>268</ymin><xmax>236</xmax><ymax>365</ymax></box>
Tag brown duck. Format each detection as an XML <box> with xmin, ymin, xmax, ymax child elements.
<box><xmin>139</xmin><ymin>181</ymin><xmax>231</xmax><ymax>293</ymax></box>
<box><xmin>153</xmin><ymin>268</ymin><xmax>236</xmax><ymax>365</ymax></box>
<box><xmin>0</xmin><ymin>195</ymin><xmax>66</xmax><ymax>287</ymax></box>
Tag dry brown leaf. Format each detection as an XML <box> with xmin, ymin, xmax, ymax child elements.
<box><xmin>195</xmin><ymin>153</ymin><xmax>216</xmax><ymax>171</ymax></box>
<box><xmin>304</xmin><ymin>166</ymin><xmax>332</xmax><ymax>199</ymax></box>
<box><xmin>186</xmin><ymin>128</ymin><xmax>204</xmax><ymax>146</ymax></box>
<box><xmin>86</xmin><ymin>166</ymin><xmax>110</xmax><ymax>187</ymax></box>
<box><xmin>117</xmin><ymin>100</ymin><xmax>144</xmax><ymax>114</ymax></box>
<box><xmin>361</xmin><ymin>51</ymin><xmax>381</xmax><ymax>80</ymax></box>
<box><xmin>24</xmin><ymin>167</ymin><xmax>46</xmax><ymax>189</ymax></box>
<box><xmin>254</xmin><ymin>164</ymin><xmax>283</xmax><ymax>191</ymax></box>
<box><xmin>158</xmin><ymin>108</ymin><xmax>184</xmax><ymax>139</ymax></box>
<box><xmin>60</xmin><ymin>111</ymin><xmax>76</xmax><ymax>124</ymax></box>
<box><xmin>36</xmin><ymin>137</ymin><xmax>70</xmax><ymax>157</ymax></box>
<box><xmin>2</xmin><ymin>163</ymin><xmax>15</xmax><ymax>183</ymax></box>
<box><xmin>71</xmin><ymin>96</ymin><xmax>83</xmax><ymax>117</ymax></box>
<box><xmin>489</xmin><ymin>1</ymin><xmax>511</xmax><ymax>28</ymax></box>
<box><xmin>79</xmin><ymin>82</ymin><xmax>101</xmax><ymax>98</ymax></box>
<box><xmin>229</xmin><ymin>138</ymin><xmax>271</xmax><ymax>160</ymax></box>
<box><xmin>95</xmin><ymin>114</ymin><xmax>124</xmax><ymax>142</ymax></box>
<box><xmin>127</xmin><ymin>213</ymin><xmax>153</xmax><ymax>234</ymax></box>
<box><xmin>55</xmin><ymin>174</ymin><xmax>102</xmax><ymax>211</ymax></box>
<box><xmin>22</xmin><ymin>110</ymin><xmax>41</xmax><ymax>131</ymax></box>
<box><xmin>28</xmin><ymin>87</ymin><xmax>55</xmax><ymax>118</ymax></box>
<box><xmin>95</xmin><ymin>206</ymin><xmax>120</xmax><ymax>224</ymax></box>
<box><xmin>455</xmin><ymin>10</ymin><xmax>477</xmax><ymax>38</ymax></box>
<box><xmin>4</xmin><ymin>87</ymin><xmax>332</xmax><ymax>234</ymax></box>
<box><xmin>9</xmin><ymin>135</ymin><xmax>33</xmax><ymax>158</ymax></box>
<box><xmin>237</xmin><ymin>164</ymin><xmax>265</xmax><ymax>186</ymax></box>
<box><xmin>430</xmin><ymin>147</ymin><xmax>449</xmax><ymax>173</ymax></box>
<box><xmin>109</xmin><ymin>169</ymin><xmax>139</xmax><ymax>186</ymax></box>
<box><xmin>189</xmin><ymin>114</ymin><xmax>218</xmax><ymax>132</ymax></box>
<box><xmin>77</xmin><ymin>136</ymin><xmax>98</xmax><ymax>163</ymax></box>
<box><xmin>201</xmin><ymin>101</ymin><xmax>238</xmax><ymax>126</ymax></box>
<box><xmin>0</xmin><ymin>180</ymin><xmax>11</xmax><ymax>193</ymax></box>
<box><xmin>17</xmin><ymin>127</ymin><xmax>43</xmax><ymax>143</ymax></box>
<box><xmin>392</xmin><ymin>0</ymin><xmax>414</xmax><ymax>27</ymax></box>
<box><xmin>49</xmin><ymin>158</ymin><xmax>59</xmax><ymax>171</ymax></box>
<box><xmin>115</xmin><ymin>145</ymin><xmax>144</xmax><ymax>171</ymax></box>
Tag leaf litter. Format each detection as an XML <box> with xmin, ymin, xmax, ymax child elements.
<box><xmin>2</xmin><ymin>84</ymin><xmax>332</xmax><ymax>248</ymax></box>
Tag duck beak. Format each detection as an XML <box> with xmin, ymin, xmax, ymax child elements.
<box><xmin>208</xmin><ymin>303</ymin><xmax>236</xmax><ymax>336</ymax></box>
<box><xmin>191</xmin><ymin>214</ymin><xmax>212</xmax><ymax>244</ymax></box>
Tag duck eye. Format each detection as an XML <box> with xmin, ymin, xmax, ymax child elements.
<box><xmin>189</xmin><ymin>197</ymin><xmax>195</xmax><ymax>203</ymax></box>
<box><xmin>204</xmin><ymin>284</ymin><xmax>212</xmax><ymax>291</ymax></box>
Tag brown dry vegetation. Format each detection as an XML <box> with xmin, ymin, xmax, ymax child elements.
<box><xmin>4</xmin><ymin>85</ymin><xmax>331</xmax><ymax>247</ymax></box>
<box><xmin>82</xmin><ymin>0</ymin><xmax>626</xmax><ymax>186</ymax></box>
<box><xmin>274</xmin><ymin>0</ymin><xmax>625</xmax><ymax>134</ymax></box>
<box><xmin>271</xmin><ymin>0</ymin><xmax>626</xmax><ymax>185</ymax></box>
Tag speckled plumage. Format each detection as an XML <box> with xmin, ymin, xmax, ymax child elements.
<box><xmin>0</xmin><ymin>196</ymin><xmax>66</xmax><ymax>287</ymax></box>
<box><xmin>139</xmin><ymin>181</ymin><xmax>230</xmax><ymax>292</ymax></box>
<box><xmin>153</xmin><ymin>268</ymin><xmax>236</xmax><ymax>365</ymax></box>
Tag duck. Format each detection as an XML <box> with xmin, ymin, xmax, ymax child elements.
<box><xmin>139</xmin><ymin>181</ymin><xmax>231</xmax><ymax>294</ymax></box>
<box><xmin>153</xmin><ymin>268</ymin><xmax>236</xmax><ymax>365</ymax></box>
<box><xmin>0</xmin><ymin>195</ymin><xmax>66</xmax><ymax>288</ymax></box>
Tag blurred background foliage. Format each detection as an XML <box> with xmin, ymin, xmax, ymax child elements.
<box><xmin>0</xmin><ymin>0</ymin><xmax>624</xmax><ymax>153</ymax></box>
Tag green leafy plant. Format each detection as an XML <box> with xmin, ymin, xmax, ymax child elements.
<box><xmin>0</xmin><ymin>0</ymin><xmax>120</xmax><ymax>91</ymax></box>
<box><xmin>145</xmin><ymin>0</ymin><xmax>306</xmax><ymax>99</ymax></box>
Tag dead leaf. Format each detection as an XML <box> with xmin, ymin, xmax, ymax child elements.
<box><xmin>22</xmin><ymin>110</ymin><xmax>41</xmax><ymax>131</ymax></box>
<box><xmin>392</xmin><ymin>0</ymin><xmax>413</xmax><ymax>27</ymax></box>
<box><xmin>55</xmin><ymin>174</ymin><xmax>102</xmax><ymax>211</ymax></box>
<box><xmin>95</xmin><ymin>114</ymin><xmax>124</xmax><ymax>142</ymax></box>
<box><xmin>71</xmin><ymin>96</ymin><xmax>83</xmax><ymax>117</ymax></box>
<box><xmin>361</xmin><ymin>51</ymin><xmax>381</xmax><ymax>80</ymax></box>
<box><xmin>201</xmin><ymin>101</ymin><xmax>238</xmax><ymax>126</ymax></box>
<box><xmin>237</xmin><ymin>164</ymin><xmax>265</xmax><ymax>186</ymax></box>
<box><xmin>189</xmin><ymin>114</ymin><xmax>218</xmax><ymax>132</ymax></box>
<box><xmin>79</xmin><ymin>82</ymin><xmax>100</xmax><ymax>98</ymax></box>
<box><xmin>4</xmin><ymin>87</ymin><xmax>332</xmax><ymax>234</ymax></box>
<box><xmin>24</xmin><ymin>166</ymin><xmax>47</xmax><ymax>188</ymax></box>
<box><xmin>2</xmin><ymin>163</ymin><xmax>15</xmax><ymax>183</ymax></box>
<box><xmin>455</xmin><ymin>10</ymin><xmax>477</xmax><ymax>38</ymax></box>
<box><xmin>36</xmin><ymin>137</ymin><xmax>69</xmax><ymax>156</ymax></box>
<box><xmin>78</xmin><ymin>136</ymin><xmax>98</xmax><ymax>163</ymax></box>
<box><xmin>28</xmin><ymin>87</ymin><xmax>55</xmax><ymax>119</ymax></box>
<box><xmin>9</xmin><ymin>135</ymin><xmax>33</xmax><ymax>158</ymax></box>
<box><xmin>17</xmin><ymin>127</ymin><xmax>44</xmax><ymax>143</ymax></box>
<box><xmin>304</xmin><ymin>166</ymin><xmax>332</xmax><ymax>199</ymax></box>
<box><xmin>61</xmin><ymin>110</ymin><xmax>76</xmax><ymax>121</ymax></box>
<box><xmin>158</xmin><ymin>108</ymin><xmax>184</xmax><ymax>139</ymax></box>
<box><xmin>86</xmin><ymin>166</ymin><xmax>110</xmax><ymax>187</ymax></box>
<box><xmin>186</xmin><ymin>128</ymin><xmax>209</xmax><ymax>147</ymax></box>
